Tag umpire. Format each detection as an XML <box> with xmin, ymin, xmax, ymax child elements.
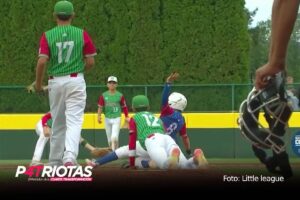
<box><xmin>34</xmin><ymin>1</ymin><xmax>97</xmax><ymax>166</ymax></box>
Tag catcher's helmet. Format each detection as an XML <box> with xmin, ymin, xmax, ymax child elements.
<box><xmin>238</xmin><ymin>73</ymin><xmax>292</xmax><ymax>154</ymax></box>
<box><xmin>168</xmin><ymin>92</ymin><xmax>187</xmax><ymax>111</ymax></box>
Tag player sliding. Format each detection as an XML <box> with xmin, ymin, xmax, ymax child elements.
<box><xmin>86</xmin><ymin>73</ymin><xmax>208</xmax><ymax>169</ymax></box>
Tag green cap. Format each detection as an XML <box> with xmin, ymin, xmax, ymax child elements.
<box><xmin>132</xmin><ymin>95</ymin><xmax>149</xmax><ymax>108</ymax></box>
<box><xmin>54</xmin><ymin>1</ymin><xmax>74</xmax><ymax>16</ymax></box>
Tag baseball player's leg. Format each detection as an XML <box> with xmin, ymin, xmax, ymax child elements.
<box><xmin>145</xmin><ymin>134</ymin><xmax>170</xmax><ymax>169</ymax></box>
<box><xmin>105</xmin><ymin>118</ymin><xmax>113</xmax><ymax>148</ymax></box>
<box><xmin>111</xmin><ymin>117</ymin><xmax>121</xmax><ymax>150</ymax></box>
<box><xmin>80</xmin><ymin>137</ymin><xmax>96</xmax><ymax>152</ymax></box>
<box><xmin>35</xmin><ymin>120</ymin><xmax>43</xmax><ymax>136</ymax></box>
<box><xmin>48</xmin><ymin>79</ymin><xmax>66</xmax><ymax>166</ymax></box>
<box><xmin>63</xmin><ymin>76</ymin><xmax>86</xmax><ymax>165</ymax></box>
<box><xmin>88</xmin><ymin>144</ymin><xmax>127</xmax><ymax>167</ymax></box>
<box><xmin>31</xmin><ymin>133</ymin><xmax>50</xmax><ymax>165</ymax></box>
<box><xmin>164</xmin><ymin>135</ymin><xmax>181</xmax><ymax>169</ymax></box>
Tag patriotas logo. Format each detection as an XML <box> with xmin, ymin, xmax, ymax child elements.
<box><xmin>16</xmin><ymin>165</ymin><xmax>44</xmax><ymax>177</ymax></box>
<box><xmin>15</xmin><ymin>165</ymin><xmax>93</xmax><ymax>181</ymax></box>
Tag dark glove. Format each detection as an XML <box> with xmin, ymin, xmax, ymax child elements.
<box><xmin>186</xmin><ymin>149</ymin><xmax>192</xmax><ymax>157</ymax></box>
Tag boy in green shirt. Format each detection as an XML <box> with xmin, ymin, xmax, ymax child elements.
<box><xmin>98</xmin><ymin>76</ymin><xmax>129</xmax><ymax>150</ymax></box>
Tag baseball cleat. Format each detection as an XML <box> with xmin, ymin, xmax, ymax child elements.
<box><xmin>64</xmin><ymin>162</ymin><xmax>75</xmax><ymax>167</ymax></box>
<box><xmin>85</xmin><ymin>159</ymin><xmax>97</xmax><ymax>168</ymax></box>
<box><xmin>168</xmin><ymin>147</ymin><xmax>180</xmax><ymax>169</ymax></box>
<box><xmin>30</xmin><ymin>160</ymin><xmax>43</xmax><ymax>166</ymax></box>
<box><xmin>193</xmin><ymin>148</ymin><xmax>208</xmax><ymax>168</ymax></box>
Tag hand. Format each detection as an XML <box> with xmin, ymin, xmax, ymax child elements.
<box><xmin>166</xmin><ymin>72</ymin><xmax>179</xmax><ymax>83</ymax></box>
<box><xmin>43</xmin><ymin>126</ymin><xmax>51</xmax><ymax>137</ymax></box>
<box><xmin>125</xmin><ymin>117</ymin><xmax>130</xmax><ymax>123</ymax></box>
<box><xmin>255</xmin><ymin>63</ymin><xmax>283</xmax><ymax>90</ymax></box>
<box><xmin>122</xmin><ymin>117</ymin><xmax>130</xmax><ymax>129</ymax></box>
<box><xmin>26</xmin><ymin>81</ymin><xmax>48</xmax><ymax>95</ymax></box>
<box><xmin>97</xmin><ymin>115</ymin><xmax>102</xmax><ymax>124</ymax></box>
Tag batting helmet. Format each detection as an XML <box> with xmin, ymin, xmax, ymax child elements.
<box><xmin>238</xmin><ymin>72</ymin><xmax>292</xmax><ymax>154</ymax></box>
<box><xmin>168</xmin><ymin>92</ymin><xmax>187</xmax><ymax>111</ymax></box>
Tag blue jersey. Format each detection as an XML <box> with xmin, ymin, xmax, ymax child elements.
<box><xmin>160</xmin><ymin>83</ymin><xmax>186</xmax><ymax>142</ymax></box>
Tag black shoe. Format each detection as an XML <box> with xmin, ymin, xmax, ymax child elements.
<box><xmin>252</xmin><ymin>145</ymin><xmax>267</xmax><ymax>164</ymax></box>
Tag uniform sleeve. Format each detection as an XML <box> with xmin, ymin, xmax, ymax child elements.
<box><xmin>179</xmin><ymin>123</ymin><xmax>187</xmax><ymax>136</ymax></box>
<box><xmin>160</xmin><ymin>105</ymin><xmax>174</xmax><ymax>117</ymax></box>
<box><xmin>120</xmin><ymin>96</ymin><xmax>129</xmax><ymax>117</ymax></box>
<box><xmin>83</xmin><ymin>31</ymin><xmax>97</xmax><ymax>57</ymax></box>
<box><xmin>41</xmin><ymin>113</ymin><xmax>52</xmax><ymax>127</ymax></box>
<box><xmin>98</xmin><ymin>95</ymin><xmax>105</xmax><ymax>107</ymax></box>
<box><xmin>161</xmin><ymin>83</ymin><xmax>171</xmax><ymax>108</ymax></box>
<box><xmin>38</xmin><ymin>33</ymin><xmax>49</xmax><ymax>58</ymax></box>
<box><xmin>128</xmin><ymin>118</ymin><xmax>137</xmax><ymax>167</ymax></box>
<box><xmin>160</xmin><ymin>83</ymin><xmax>174</xmax><ymax>116</ymax></box>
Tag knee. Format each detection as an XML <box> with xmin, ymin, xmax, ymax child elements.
<box><xmin>111</xmin><ymin>137</ymin><xmax>118</xmax><ymax>142</ymax></box>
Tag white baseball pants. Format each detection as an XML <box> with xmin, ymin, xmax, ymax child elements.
<box><xmin>32</xmin><ymin>120</ymin><xmax>49</xmax><ymax>162</ymax></box>
<box><xmin>104</xmin><ymin>117</ymin><xmax>121</xmax><ymax>148</ymax></box>
<box><xmin>48</xmin><ymin>73</ymin><xmax>86</xmax><ymax>165</ymax></box>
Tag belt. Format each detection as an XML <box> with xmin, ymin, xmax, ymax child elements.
<box><xmin>147</xmin><ymin>134</ymin><xmax>155</xmax><ymax>138</ymax></box>
<box><xmin>49</xmin><ymin>73</ymin><xmax>78</xmax><ymax>80</ymax></box>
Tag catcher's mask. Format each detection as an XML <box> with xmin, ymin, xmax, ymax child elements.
<box><xmin>238</xmin><ymin>73</ymin><xmax>292</xmax><ymax>154</ymax></box>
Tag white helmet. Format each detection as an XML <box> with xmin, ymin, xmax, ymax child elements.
<box><xmin>168</xmin><ymin>92</ymin><xmax>187</xmax><ymax>111</ymax></box>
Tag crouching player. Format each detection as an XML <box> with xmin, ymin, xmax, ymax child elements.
<box><xmin>30</xmin><ymin>112</ymin><xmax>101</xmax><ymax>166</ymax></box>
<box><xmin>30</xmin><ymin>112</ymin><xmax>52</xmax><ymax>166</ymax></box>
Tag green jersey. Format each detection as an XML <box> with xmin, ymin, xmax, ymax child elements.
<box><xmin>133</xmin><ymin>111</ymin><xmax>165</xmax><ymax>150</ymax></box>
<box><xmin>100</xmin><ymin>91</ymin><xmax>124</xmax><ymax>119</ymax></box>
<box><xmin>45</xmin><ymin>25</ymin><xmax>84</xmax><ymax>76</ymax></box>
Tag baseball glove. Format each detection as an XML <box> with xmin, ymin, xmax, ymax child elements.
<box><xmin>90</xmin><ymin>147</ymin><xmax>112</xmax><ymax>158</ymax></box>
<box><xmin>26</xmin><ymin>81</ymin><xmax>48</xmax><ymax>94</ymax></box>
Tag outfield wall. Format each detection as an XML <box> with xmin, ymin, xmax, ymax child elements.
<box><xmin>0</xmin><ymin>113</ymin><xmax>299</xmax><ymax>160</ymax></box>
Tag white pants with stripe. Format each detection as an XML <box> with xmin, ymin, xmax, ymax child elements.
<box><xmin>48</xmin><ymin>73</ymin><xmax>86</xmax><ymax>165</ymax></box>
<box><xmin>32</xmin><ymin>120</ymin><xmax>49</xmax><ymax>162</ymax></box>
<box><xmin>115</xmin><ymin>141</ymin><xmax>150</xmax><ymax>168</ymax></box>
<box><xmin>116</xmin><ymin>134</ymin><xmax>196</xmax><ymax>169</ymax></box>
<box><xmin>145</xmin><ymin>133</ymin><xmax>181</xmax><ymax>169</ymax></box>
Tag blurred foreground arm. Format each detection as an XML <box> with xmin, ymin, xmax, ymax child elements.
<box><xmin>255</xmin><ymin>0</ymin><xmax>300</xmax><ymax>90</ymax></box>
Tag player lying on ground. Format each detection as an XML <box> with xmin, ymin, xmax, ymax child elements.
<box><xmin>86</xmin><ymin>95</ymin><xmax>208</xmax><ymax>169</ymax></box>
<box><xmin>30</xmin><ymin>112</ymin><xmax>111</xmax><ymax>166</ymax></box>
<box><xmin>86</xmin><ymin>73</ymin><xmax>207</xmax><ymax>169</ymax></box>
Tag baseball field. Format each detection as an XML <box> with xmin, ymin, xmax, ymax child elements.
<box><xmin>1</xmin><ymin>113</ymin><xmax>300</xmax><ymax>191</ymax></box>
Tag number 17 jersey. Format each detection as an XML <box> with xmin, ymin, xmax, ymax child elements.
<box><xmin>38</xmin><ymin>25</ymin><xmax>97</xmax><ymax>76</ymax></box>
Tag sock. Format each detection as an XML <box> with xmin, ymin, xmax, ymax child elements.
<box><xmin>95</xmin><ymin>151</ymin><xmax>118</xmax><ymax>165</ymax></box>
<box><xmin>141</xmin><ymin>160</ymin><xmax>150</xmax><ymax>168</ymax></box>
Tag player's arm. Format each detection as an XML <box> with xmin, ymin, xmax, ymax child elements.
<box><xmin>83</xmin><ymin>31</ymin><xmax>97</xmax><ymax>71</ymax></box>
<box><xmin>128</xmin><ymin>118</ymin><xmax>137</xmax><ymax>168</ymax></box>
<box><xmin>179</xmin><ymin>123</ymin><xmax>191</xmax><ymax>156</ymax></box>
<box><xmin>120</xmin><ymin>95</ymin><xmax>130</xmax><ymax>122</ymax></box>
<box><xmin>97</xmin><ymin>95</ymin><xmax>104</xmax><ymax>124</ymax></box>
<box><xmin>255</xmin><ymin>0</ymin><xmax>300</xmax><ymax>89</ymax></box>
<box><xmin>35</xmin><ymin>33</ymin><xmax>49</xmax><ymax>91</ymax></box>
<box><xmin>161</xmin><ymin>82</ymin><xmax>171</xmax><ymax>109</ymax></box>
<box><xmin>161</xmin><ymin>72</ymin><xmax>178</xmax><ymax>108</ymax></box>
<box><xmin>269</xmin><ymin>0</ymin><xmax>299</xmax><ymax>69</ymax></box>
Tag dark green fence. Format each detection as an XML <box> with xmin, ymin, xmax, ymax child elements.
<box><xmin>1</xmin><ymin>83</ymin><xmax>299</xmax><ymax>113</ymax></box>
